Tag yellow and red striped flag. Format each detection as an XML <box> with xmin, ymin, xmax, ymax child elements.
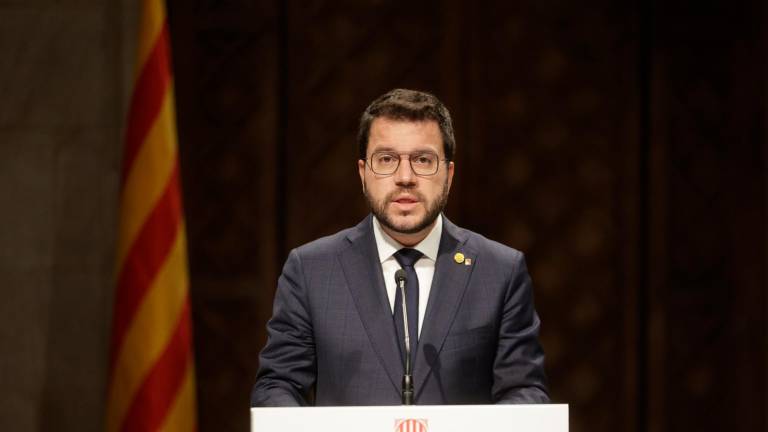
<box><xmin>106</xmin><ymin>0</ymin><xmax>197</xmax><ymax>431</ymax></box>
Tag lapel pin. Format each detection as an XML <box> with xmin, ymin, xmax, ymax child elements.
<box><xmin>454</xmin><ymin>252</ymin><xmax>465</xmax><ymax>264</ymax></box>
<box><xmin>464</xmin><ymin>258</ymin><xmax>472</xmax><ymax>266</ymax></box>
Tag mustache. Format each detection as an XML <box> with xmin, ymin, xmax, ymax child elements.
<box><xmin>385</xmin><ymin>189</ymin><xmax>425</xmax><ymax>202</ymax></box>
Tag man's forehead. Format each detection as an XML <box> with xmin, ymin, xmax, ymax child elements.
<box><xmin>368</xmin><ymin>117</ymin><xmax>443</xmax><ymax>149</ymax></box>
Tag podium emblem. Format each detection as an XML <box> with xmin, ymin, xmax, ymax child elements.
<box><xmin>395</xmin><ymin>418</ymin><xmax>428</xmax><ymax>432</ymax></box>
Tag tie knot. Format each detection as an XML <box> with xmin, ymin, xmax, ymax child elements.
<box><xmin>394</xmin><ymin>248</ymin><xmax>423</xmax><ymax>268</ymax></box>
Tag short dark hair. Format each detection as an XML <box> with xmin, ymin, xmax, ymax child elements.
<box><xmin>357</xmin><ymin>89</ymin><xmax>455</xmax><ymax>161</ymax></box>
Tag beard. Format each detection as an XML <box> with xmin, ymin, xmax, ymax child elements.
<box><xmin>364</xmin><ymin>177</ymin><xmax>450</xmax><ymax>235</ymax></box>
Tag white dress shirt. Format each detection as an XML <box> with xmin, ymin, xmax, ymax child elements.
<box><xmin>372</xmin><ymin>214</ymin><xmax>442</xmax><ymax>338</ymax></box>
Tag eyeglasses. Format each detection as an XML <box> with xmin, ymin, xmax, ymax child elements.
<box><xmin>366</xmin><ymin>151</ymin><xmax>448</xmax><ymax>176</ymax></box>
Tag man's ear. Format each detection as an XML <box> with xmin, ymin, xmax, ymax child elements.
<box><xmin>358</xmin><ymin>159</ymin><xmax>366</xmax><ymax>193</ymax></box>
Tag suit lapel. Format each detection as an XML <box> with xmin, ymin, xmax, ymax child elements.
<box><xmin>414</xmin><ymin>217</ymin><xmax>477</xmax><ymax>399</ymax></box>
<box><xmin>338</xmin><ymin>215</ymin><xmax>403</xmax><ymax>395</ymax></box>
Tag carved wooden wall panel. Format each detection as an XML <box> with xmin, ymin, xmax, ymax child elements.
<box><xmin>650</xmin><ymin>1</ymin><xmax>767</xmax><ymax>430</ymax></box>
<box><xmin>166</xmin><ymin>1</ymin><xmax>766</xmax><ymax>431</ymax></box>
<box><xmin>463</xmin><ymin>3</ymin><xmax>640</xmax><ymax>431</ymax></box>
<box><xmin>168</xmin><ymin>1</ymin><xmax>279</xmax><ymax>430</ymax></box>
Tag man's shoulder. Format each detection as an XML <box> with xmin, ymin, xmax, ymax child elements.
<box><xmin>290</xmin><ymin>217</ymin><xmax>369</xmax><ymax>259</ymax></box>
<box><xmin>295</xmin><ymin>228</ymin><xmax>353</xmax><ymax>255</ymax></box>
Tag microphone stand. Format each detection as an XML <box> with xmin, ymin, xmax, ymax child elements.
<box><xmin>395</xmin><ymin>270</ymin><xmax>414</xmax><ymax>405</ymax></box>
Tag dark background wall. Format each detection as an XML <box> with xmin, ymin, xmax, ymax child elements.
<box><xmin>0</xmin><ymin>1</ymin><xmax>764</xmax><ymax>431</ymax></box>
<box><xmin>167</xmin><ymin>1</ymin><xmax>767</xmax><ymax>431</ymax></box>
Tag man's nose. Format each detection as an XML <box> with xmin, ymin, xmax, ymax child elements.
<box><xmin>393</xmin><ymin>155</ymin><xmax>415</xmax><ymax>184</ymax></box>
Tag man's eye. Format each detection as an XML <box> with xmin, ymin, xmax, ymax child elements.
<box><xmin>413</xmin><ymin>155</ymin><xmax>434</xmax><ymax>165</ymax></box>
<box><xmin>378</xmin><ymin>155</ymin><xmax>395</xmax><ymax>163</ymax></box>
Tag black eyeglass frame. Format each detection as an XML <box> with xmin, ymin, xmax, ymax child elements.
<box><xmin>363</xmin><ymin>151</ymin><xmax>450</xmax><ymax>176</ymax></box>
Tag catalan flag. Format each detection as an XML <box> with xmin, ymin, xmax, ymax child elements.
<box><xmin>105</xmin><ymin>0</ymin><xmax>197</xmax><ymax>430</ymax></box>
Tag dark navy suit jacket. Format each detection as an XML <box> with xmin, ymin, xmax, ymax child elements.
<box><xmin>251</xmin><ymin>214</ymin><xmax>548</xmax><ymax>406</ymax></box>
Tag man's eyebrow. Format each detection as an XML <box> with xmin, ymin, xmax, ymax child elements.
<box><xmin>370</xmin><ymin>147</ymin><xmax>438</xmax><ymax>154</ymax></box>
<box><xmin>371</xmin><ymin>146</ymin><xmax>397</xmax><ymax>152</ymax></box>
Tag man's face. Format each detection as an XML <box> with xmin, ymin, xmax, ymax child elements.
<box><xmin>358</xmin><ymin>117</ymin><xmax>454</xmax><ymax>243</ymax></box>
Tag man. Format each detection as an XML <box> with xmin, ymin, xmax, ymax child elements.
<box><xmin>251</xmin><ymin>89</ymin><xmax>548</xmax><ymax>406</ymax></box>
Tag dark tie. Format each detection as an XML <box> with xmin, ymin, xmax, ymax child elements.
<box><xmin>393</xmin><ymin>248</ymin><xmax>423</xmax><ymax>367</ymax></box>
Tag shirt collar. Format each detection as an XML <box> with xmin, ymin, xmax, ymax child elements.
<box><xmin>372</xmin><ymin>213</ymin><xmax>442</xmax><ymax>263</ymax></box>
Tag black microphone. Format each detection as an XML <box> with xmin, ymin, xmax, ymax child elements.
<box><xmin>394</xmin><ymin>269</ymin><xmax>413</xmax><ymax>405</ymax></box>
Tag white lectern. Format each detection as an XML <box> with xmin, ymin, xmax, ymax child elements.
<box><xmin>252</xmin><ymin>404</ymin><xmax>568</xmax><ymax>432</ymax></box>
